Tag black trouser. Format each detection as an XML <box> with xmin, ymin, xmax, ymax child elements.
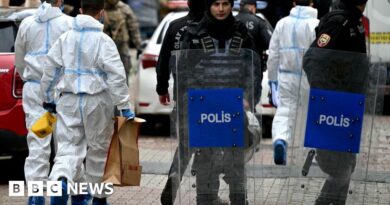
<box><xmin>162</xmin><ymin>108</ymin><xmax>247</xmax><ymax>205</ymax></box>
<box><xmin>193</xmin><ymin>147</ymin><xmax>247</xmax><ymax>205</ymax></box>
<box><xmin>315</xmin><ymin>149</ymin><xmax>356</xmax><ymax>205</ymax></box>
<box><xmin>161</xmin><ymin>107</ymin><xmax>192</xmax><ymax>205</ymax></box>
<box><xmin>222</xmin><ymin>148</ymin><xmax>247</xmax><ymax>205</ymax></box>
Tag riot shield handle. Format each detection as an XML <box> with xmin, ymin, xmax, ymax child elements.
<box><xmin>302</xmin><ymin>149</ymin><xmax>316</xmax><ymax>176</ymax></box>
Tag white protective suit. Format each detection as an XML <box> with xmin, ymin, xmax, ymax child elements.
<box><xmin>14</xmin><ymin>2</ymin><xmax>72</xmax><ymax>182</ymax></box>
<box><xmin>40</xmin><ymin>14</ymin><xmax>130</xmax><ymax>198</ymax></box>
<box><xmin>267</xmin><ymin>6</ymin><xmax>319</xmax><ymax>144</ymax></box>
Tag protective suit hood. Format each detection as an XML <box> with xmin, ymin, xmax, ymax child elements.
<box><xmin>290</xmin><ymin>5</ymin><xmax>318</xmax><ymax>19</ymax></box>
<box><xmin>34</xmin><ymin>2</ymin><xmax>63</xmax><ymax>23</ymax></box>
<box><xmin>73</xmin><ymin>14</ymin><xmax>104</xmax><ymax>31</ymax></box>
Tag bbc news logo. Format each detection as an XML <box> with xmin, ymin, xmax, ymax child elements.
<box><xmin>9</xmin><ymin>181</ymin><xmax>114</xmax><ymax>196</ymax></box>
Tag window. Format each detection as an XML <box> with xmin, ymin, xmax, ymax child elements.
<box><xmin>0</xmin><ymin>21</ymin><xmax>17</xmax><ymax>53</ymax></box>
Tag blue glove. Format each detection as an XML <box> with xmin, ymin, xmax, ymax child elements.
<box><xmin>268</xmin><ymin>81</ymin><xmax>279</xmax><ymax>108</ymax></box>
<box><xmin>119</xmin><ymin>109</ymin><xmax>135</xmax><ymax>121</ymax></box>
<box><xmin>43</xmin><ymin>102</ymin><xmax>57</xmax><ymax>114</ymax></box>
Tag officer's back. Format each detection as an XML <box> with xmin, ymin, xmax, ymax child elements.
<box><xmin>235</xmin><ymin>0</ymin><xmax>273</xmax><ymax>55</ymax></box>
<box><xmin>310</xmin><ymin>0</ymin><xmax>366</xmax><ymax>53</ymax></box>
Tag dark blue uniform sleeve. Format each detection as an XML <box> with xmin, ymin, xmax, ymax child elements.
<box><xmin>311</xmin><ymin>14</ymin><xmax>347</xmax><ymax>50</ymax></box>
<box><xmin>156</xmin><ymin>25</ymin><xmax>175</xmax><ymax>96</ymax></box>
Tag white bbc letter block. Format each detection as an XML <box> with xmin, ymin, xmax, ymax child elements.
<box><xmin>9</xmin><ymin>181</ymin><xmax>24</xmax><ymax>196</ymax></box>
<box><xmin>28</xmin><ymin>181</ymin><xmax>44</xmax><ymax>196</ymax></box>
<box><xmin>47</xmin><ymin>181</ymin><xmax>62</xmax><ymax>196</ymax></box>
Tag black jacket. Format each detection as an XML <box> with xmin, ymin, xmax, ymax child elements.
<box><xmin>304</xmin><ymin>4</ymin><xmax>368</xmax><ymax>93</ymax></box>
<box><xmin>310</xmin><ymin>4</ymin><xmax>366</xmax><ymax>53</ymax></box>
<box><xmin>181</xmin><ymin>13</ymin><xmax>258</xmax><ymax>52</ymax></box>
<box><xmin>156</xmin><ymin>13</ymin><xmax>203</xmax><ymax>96</ymax></box>
<box><xmin>179</xmin><ymin>13</ymin><xmax>262</xmax><ymax>105</ymax></box>
<box><xmin>235</xmin><ymin>8</ymin><xmax>273</xmax><ymax>54</ymax></box>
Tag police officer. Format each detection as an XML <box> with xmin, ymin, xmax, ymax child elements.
<box><xmin>313</xmin><ymin>0</ymin><xmax>333</xmax><ymax>18</ymax></box>
<box><xmin>267</xmin><ymin>0</ymin><xmax>319</xmax><ymax>165</ymax></box>
<box><xmin>180</xmin><ymin>0</ymin><xmax>260</xmax><ymax>204</ymax></box>
<box><xmin>41</xmin><ymin>0</ymin><xmax>134</xmax><ymax>204</ymax></box>
<box><xmin>310</xmin><ymin>0</ymin><xmax>367</xmax><ymax>52</ymax></box>
<box><xmin>156</xmin><ymin>0</ymin><xmax>205</xmax><ymax>103</ymax></box>
<box><xmin>303</xmin><ymin>0</ymin><xmax>368</xmax><ymax>204</ymax></box>
<box><xmin>235</xmin><ymin>0</ymin><xmax>273</xmax><ymax>71</ymax></box>
<box><xmin>156</xmin><ymin>1</ymin><xmax>207</xmax><ymax>204</ymax></box>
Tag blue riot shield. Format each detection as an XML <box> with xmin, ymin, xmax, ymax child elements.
<box><xmin>281</xmin><ymin>48</ymin><xmax>388</xmax><ymax>205</ymax></box>
<box><xmin>167</xmin><ymin>49</ymin><xmax>262</xmax><ymax>205</ymax></box>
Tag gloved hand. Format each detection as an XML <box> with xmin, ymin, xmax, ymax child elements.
<box><xmin>119</xmin><ymin>109</ymin><xmax>135</xmax><ymax>121</ymax></box>
<box><xmin>268</xmin><ymin>81</ymin><xmax>279</xmax><ymax>108</ymax></box>
<box><xmin>43</xmin><ymin>102</ymin><xmax>57</xmax><ymax>114</ymax></box>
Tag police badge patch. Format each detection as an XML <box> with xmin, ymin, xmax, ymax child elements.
<box><xmin>317</xmin><ymin>34</ymin><xmax>331</xmax><ymax>47</ymax></box>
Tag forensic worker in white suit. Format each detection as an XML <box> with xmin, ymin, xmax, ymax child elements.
<box><xmin>14</xmin><ymin>1</ymin><xmax>72</xmax><ymax>204</ymax></box>
<box><xmin>40</xmin><ymin>0</ymin><xmax>134</xmax><ymax>204</ymax></box>
<box><xmin>267</xmin><ymin>0</ymin><xmax>319</xmax><ymax>165</ymax></box>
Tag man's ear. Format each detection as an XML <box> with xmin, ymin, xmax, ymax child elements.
<box><xmin>79</xmin><ymin>8</ymin><xmax>83</xmax><ymax>14</ymax></box>
<box><xmin>251</xmin><ymin>4</ymin><xmax>257</xmax><ymax>13</ymax></box>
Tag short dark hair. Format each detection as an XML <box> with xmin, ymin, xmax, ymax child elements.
<box><xmin>295</xmin><ymin>0</ymin><xmax>312</xmax><ymax>6</ymax></box>
<box><xmin>81</xmin><ymin>0</ymin><xmax>104</xmax><ymax>15</ymax></box>
<box><xmin>41</xmin><ymin>0</ymin><xmax>58</xmax><ymax>5</ymax></box>
<box><xmin>239</xmin><ymin>3</ymin><xmax>255</xmax><ymax>11</ymax></box>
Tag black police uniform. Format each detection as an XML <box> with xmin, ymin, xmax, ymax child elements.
<box><xmin>156</xmin><ymin>14</ymin><xmax>203</xmax><ymax>97</ymax></box>
<box><xmin>156</xmin><ymin>5</ymin><xmax>205</xmax><ymax>205</ymax></box>
<box><xmin>179</xmin><ymin>11</ymin><xmax>261</xmax><ymax>205</ymax></box>
<box><xmin>314</xmin><ymin>0</ymin><xmax>333</xmax><ymax>19</ymax></box>
<box><xmin>235</xmin><ymin>6</ymin><xmax>273</xmax><ymax>63</ymax></box>
<box><xmin>181</xmin><ymin>17</ymin><xmax>262</xmax><ymax>107</ymax></box>
<box><xmin>311</xmin><ymin>2</ymin><xmax>366</xmax><ymax>52</ymax></box>
<box><xmin>303</xmin><ymin>1</ymin><xmax>367</xmax><ymax>204</ymax></box>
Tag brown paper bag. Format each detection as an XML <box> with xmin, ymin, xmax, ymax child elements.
<box><xmin>103</xmin><ymin>117</ymin><xmax>145</xmax><ymax>186</ymax></box>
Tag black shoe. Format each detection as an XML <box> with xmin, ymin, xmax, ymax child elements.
<box><xmin>160</xmin><ymin>178</ymin><xmax>173</xmax><ymax>205</ymax></box>
<box><xmin>92</xmin><ymin>197</ymin><xmax>109</xmax><ymax>205</ymax></box>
